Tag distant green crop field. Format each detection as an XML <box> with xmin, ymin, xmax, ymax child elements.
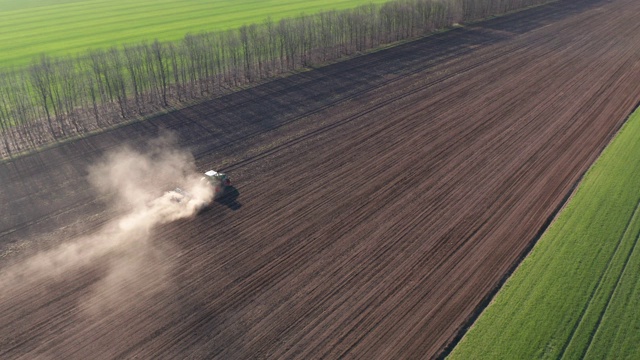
<box><xmin>449</xmin><ymin>107</ymin><xmax>640</xmax><ymax>359</ymax></box>
<box><xmin>0</xmin><ymin>0</ymin><xmax>389</xmax><ymax>68</ymax></box>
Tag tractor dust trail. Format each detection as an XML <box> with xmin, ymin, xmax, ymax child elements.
<box><xmin>0</xmin><ymin>134</ymin><xmax>213</xmax><ymax>315</ymax></box>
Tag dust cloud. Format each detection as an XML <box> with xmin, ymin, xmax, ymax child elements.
<box><xmin>0</xmin><ymin>134</ymin><xmax>214</xmax><ymax>315</ymax></box>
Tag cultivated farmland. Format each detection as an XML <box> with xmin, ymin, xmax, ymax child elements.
<box><xmin>449</xmin><ymin>107</ymin><xmax>640</xmax><ymax>359</ymax></box>
<box><xmin>0</xmin><ymin>0</ymin><xmax>389</xmax><ymax>67</ymax></box>
<box><xmin>2</xmin><ymin>0</ymin><xmax>640</xmax><ymax>358</ymax></box>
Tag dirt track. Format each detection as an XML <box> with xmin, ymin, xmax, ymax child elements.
<box><xmin>2</xmin><ymin>0</ymin><xmax>640</xmax><ymax>358</ymax></box>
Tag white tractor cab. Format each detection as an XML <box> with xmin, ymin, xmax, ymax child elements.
<box><xmin>202</xmin><ymin>170</ymin><xmax>232</xmax><ymax>198</ymax></box>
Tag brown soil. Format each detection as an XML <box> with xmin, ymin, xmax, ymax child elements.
<box><xmin>2</xmin><ymin>0</ymin><xmax>640</xmax><ymax>358</ymax></box>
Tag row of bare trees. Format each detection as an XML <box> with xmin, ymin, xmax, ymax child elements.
<box><xmin>0</xmin><ymin>0</ymin><xmax>548</xmax><ymax>158</ymax></box>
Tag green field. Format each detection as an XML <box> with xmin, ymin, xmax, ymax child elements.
<box><xmin>0</xmin><ymin>0</ymin><xmax>389</xmax><ymax>68</ymax></box>
<box><xmin>449</xmin><ymin>107</ymin><xmax>640</xmax><ymax>359</ymax></box>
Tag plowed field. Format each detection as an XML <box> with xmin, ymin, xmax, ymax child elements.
<box><xmin>2</xmin><ymin>0</ymin><xmax>640</xmax><ymax>358</ymax></box>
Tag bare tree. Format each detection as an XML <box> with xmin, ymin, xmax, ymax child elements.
<box><xmin>28</xmin><ymin>55</ymin><xmax>57</xmax><ymax>139</ymax></box>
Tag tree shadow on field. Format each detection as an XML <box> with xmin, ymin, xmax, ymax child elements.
<box><xmin>214</xmin><ymin>186</ymin><xmax>242</xmax><ymax>211</ymax></box>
